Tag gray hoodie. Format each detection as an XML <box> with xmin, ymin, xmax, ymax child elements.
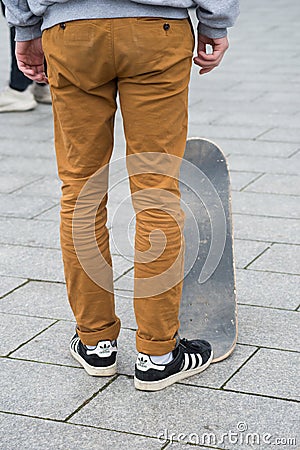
<box><xmin>3</xmin><ymin>0</ymin><xmax>239</xmax><ymax>41</ymax></box>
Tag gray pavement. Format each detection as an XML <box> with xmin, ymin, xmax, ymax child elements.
<box><xmin>0</xmin><ymin>0</ymin><xmax>299</xmax><ymax>449</ymax></box>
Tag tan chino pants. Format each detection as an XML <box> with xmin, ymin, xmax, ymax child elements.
<box><xmin>42</xmin><ymin>17</ymin><xmax>194</xmax><ymax>355</ymax></box>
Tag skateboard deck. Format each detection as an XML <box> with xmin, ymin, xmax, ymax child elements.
<box><xmin>179</xmin><ymin>138</ymin><xmax>237</xmax><ymax>362</ymax></box>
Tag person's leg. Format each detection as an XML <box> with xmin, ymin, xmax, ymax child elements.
<box><xmin>9</xmin><ymin>25</ymin><xmax>32</xmax><ymax>92</ymax></box>
<box><xmin>42</xmin><ymin>21</ymin><xmax>120</xmax><ymax>347</ymax></box>
<box><xmin>0</xmin><ymin>0</ymin><xmax>37</xmax><ymax>112</ymax></box>
<box><xmin>117</xmin><ymin>18</ymin><xmax>194</xmax><ymax>356</ymax></box>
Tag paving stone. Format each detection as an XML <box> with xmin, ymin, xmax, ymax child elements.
<box><xmin>71</xmin><ymin>376</ymin><xmax>299</xmax><ymax>449</ymax></box>
<box><xmin>108</xmin><ymin>206</ymin><xmax>135</xmax><ymax>235</ymax></box>
<box><xmin>248</xmin><ymin>243</ymin><xmax>300</xmax><ymax>275</ymax></box>
<box><xmin>0</xmin><ymin>275</ymin><xmax>27</xmax><ymax>297</ymax></box>
<box><xmin>117</xmin><ymin>328</ymin><xmax>137</xmax><ymax>376</ymax></box>
<box><xmin>0</xmin><ymin>312</ymin><xmax>55</xmax><ymax>356</ymax></box>
<box><xmin>0</xmin><ymin>244</ymin><xmax>65</xmax><ymax>281</ymax></box>
<box><xmin>15</xmin><ymin>176</ymin><xmax>61</xmax><ymax>199</ymax></box>
<box><xmin>0</xmin><ymin>156</ymin><xmax>57</xmax><ymax>176</ymax></box>
<box><xmin>0</xmin><ymin>124</ymin><xmax>53</xmax><ymax>142</ymax></box>
<box><xmin>233</xmin><ymin>239</ymin><xmax>270</xmax><ymax>269</ymax></box>
<box><xmin>227</xmin><ymin>154</ymin><xmax>300</xmax><ymax>175</ymax></box>
<box><xmin>258</xmin><ymin>92</ymin><xmax>300</xmax><ymax>105</ymax></box>
<box><xmin>114</xmin><ymin>268</ymin><xmax>134</xmax><ymax>291</ymax></box>
<box><xmin>233</xmin><ymin>215</ymin><xmax>300</xmax><ymax>244</ymax></box>
<box><xmin>224</xmin><ymin>348</ymin><xmax>300</xmax><ymax>401</ymax></box>
<box><xmin>190</xmin><ymin>90</ymin><xmax>260</xmax><ymax>105</ymax></box>
<box><xmin>0</xmin><ymin>413</ymin><xmax>162</xmax><ymax>450</ymax></box>
<box><xmin>227</xmin><ymin>80</ymin><xmax>300</xmax><ymax>94</ymax></box>
<box><xmin>217</xmin><ymin>112</ymin><xmax>300</xmax><ymax>130</ymax></box>
<box><xmin>0</xmin><ymin>217</ymin><xmax>60</xmax><ymax>248</ymax></box>
<box><xmin>188</xmin><ymin>108</ymin><xmax>221</xmax><ymax>126</ymax></box>
<box><xmin>200</xmin><ymin>97</ymin><xmax>300</xmax><ymax>115</ymax></box>
<box><xmin>188</xmin><ymin>123</ymin><xmax>268</xmax><ymax>140</ymax></box>
<box><xmin>0</xmin><ymin>193</ymin><xmax>58</xmax><ymax>219</ymax></box>
<box><xmin>181</xmin><ymin>344</ymin><xmax>257</xmax><ymax>389</ymax></box>
<box><xmin>166</xmin><ymin>445</ymin><xmax>211</xmax><ymax>450</ymax></box>
<box><xmin>110</xmin><ymin>232</ymin><xmax>134</xmax><ymax>257</ymax></box>
<box><xmin>244</xmin><ymin>173</ymin><xmax>300</xmax><ymax>196</ymax></box>
<box><xmin>0</xmin><ymin>110</ymin><xmax>48</xmax><ymax>127</ymax></box>
<box><xmin>217</xmin><ymin>139</ymin><xmax>298</xmax><ymax>158</ymax></box>
<box><xmin>0</xmin><ymin>173</ymin><xmax>41</xmax><ymax>194</ymax></box>
<box><xmin>230</xmin><ymin>171</ymin><xmax>262</xmax><ymax>191</ymax></box>
<box><xmin>34</xmin><ymin>204</ymin><xmax>60</xmax><ymax>222</ymax></box>
<box><xmin>0</xmin><ymin>281</ymin><xmax>72</xmax><ymax>320</ymax></box>
<box><xmin>232</xmin><ymin>191</ymin><xmax>300</xmax><ymax>219</ymax></box>
<box><xmin>0</xmin><ymin>358</ymin><xmax>109</xmax><ymax>420</ymax></box>
<box><xmin>115</xmin><ymin>291</ymin><xmax>136</xmax><ymax>329</ymax></box>
<box><xmin>107</xmin><ymin>174</ymin><xmax>131</xmax><ymax>205</ymax></box>
<box><xmin>0</xmin><ymin>137</ymin><xmax>55</xmax><ymax>159</ymax></box>
<box><xmin>236</xmin><ymin>269</ymin><xmax>300</xmax><ymax>310</ymax></box>
<box><xmin>237</xmin><ymin>304</ymin><xmax>299</xmax><ymax>352</ymax></box>
<box><xmin>112</xmin><ymin>254</ymin><xmax>134</xmax><ymax>281</ymax></box>
<box><xmin>11</xmin><ymin>320</ymin><xmax>79</xmax><ymax>367</ymax></box>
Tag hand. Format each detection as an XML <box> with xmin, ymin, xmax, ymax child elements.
<box><xmin>193</xmin><ymin>34</ymin><xmax>229</xmax><ymax>75</ymax></box>
<box><xmin>16</xmin><ymin>38</ymin><xmax>48</xmax><ymax>83</ymax></box>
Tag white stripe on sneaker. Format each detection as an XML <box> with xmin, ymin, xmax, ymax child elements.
<box><xmin>182</xmin><ymin>353</ymin><xmax>190</xmax><ymax>371</ymax></box>
<box><xmin>190</xmin><ymin>353</ymin><xmax>196</xmax><ymax>369</ymax></box>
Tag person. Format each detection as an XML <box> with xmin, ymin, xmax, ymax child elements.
<box><xmin>3</xmin><ymin>0</ymin><xmax>239</xmax><ymax>391</ymax></box>
<box><xmin>0</xmin><ymin>0</ymin><xmax>51</xmax><ymax>112</ymax></box>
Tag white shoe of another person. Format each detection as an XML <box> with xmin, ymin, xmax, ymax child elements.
<box><xmin>0</xmin><ymin>85</ymin><xmax>37</xmax><ymax>113</ymax></box>
<box><xmin>32</xmin><ymin>83</ymin><xmax>52</xmax><ymax>105</ymax></box>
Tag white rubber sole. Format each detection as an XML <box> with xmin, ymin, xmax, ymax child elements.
<box><xmin>70</xmin><ymin>347</ymin><xmax>117</xmax><ymax>377</ymax></box>
<box><xmin>134</xmin><ymin>351</ymin><xmax>213</xmax><ymax>391</ymax></box>
<box><xmin>0</xmin><ymin>101</ymin><xmax>37</xmax><ymax>113</ymax></box>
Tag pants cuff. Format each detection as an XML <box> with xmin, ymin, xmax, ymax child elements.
<box><xmin>136</xmin><ymin>331</ymin><xmax>179</xmax><ymax>355</ymax></box>
<box><xmin>77</xmin><ymin>318</ymin><xmax>121</xmax><ymax>346</ymax></box>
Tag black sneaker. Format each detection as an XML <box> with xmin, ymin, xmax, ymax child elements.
<box><xmin>70</xmin><ymin>334</ymin><xmax>117</xmax><ymax>377</ymax></box>
<box><xmin>134</xmin><ymin>338</ymin><xmax>213</xmax><ymax>391</ymax></box>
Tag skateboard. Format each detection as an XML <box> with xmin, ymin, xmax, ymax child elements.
<box><xmin>179</xmin><ymin>138</ymin><xmax>237</xmax><ymax>362</ymax></box>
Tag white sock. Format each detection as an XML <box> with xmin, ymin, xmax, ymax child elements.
<box><xmin>150</xmin><ymin>351</ymin><xmax>173</xmax><ymax>365</ymax></box>
<box><xmin>86</xmin><ymin>344</ymin><xmax>97</xmax><ymax>350</ymax></box>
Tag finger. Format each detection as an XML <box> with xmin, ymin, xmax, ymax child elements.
<box><xmin>198</xmin><ymin>50</ymin><xmax>224</xmax><ymax>62</ymax></box>
<box><xmin>193</xmin><ymin>56</ymin><xmax>221</xmax><ymax>69</ymax></box>
<box><xmin>197</xmin><ymin>39</ymin><xmax>206</xmax><ymax>53</ymax></box>
<box><xmin>17</xmin><ymin>63</ymin><xmax>47</xmax><ymax>82</ymax></box>
<box><xmin>199</xmin><ymin>67</ymin><xmax>214</xmax><ymax>75</ymax></box>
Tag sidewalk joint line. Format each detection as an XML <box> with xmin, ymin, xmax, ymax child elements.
<box><xmin>31</xmin><ymin>202</ymin><xmax>61</xmax><ymax>220</ymax></box>
<box><xmin>1</xmin><ymin>355</ymin><xmax>82</xmax><ymax>370</ymax></box>
<box><xmin>0</xmin><ymin>279</ymin><xmax>29</xmax><ymax>300</ymax></box>
<box><xmin>220</xmin><ymin>347</ymin><xmax>260</xmax><ymax>389</ymax></box>
<box><xmin>243</xmin><ymin>245</ymin><xmax>272</xmax><ymax>269</ymax></box>
<box><xmin>235</xmin><ymin>344</ymin><xmax>300</xmax><ymax>355</ymax></box>
<box><xmin>6</xmin><ymin>320</ymin><xmax>59</xmax><ymax>357</ymax></box>
<box><xmin>239</xmin><ymin>172</ymin><xmax>265</xmax><ymax>192</ymax></box>
<box><xmin>253</xmin><ymin>127</ymin><xmax>274</xmax><ymax>140</ymax></box>
<box><xmin>64</xmin><ymin>374</ymin><xmax>119</xmax><ymax>422</ymax></box>
<box><xmin>0</xmin><ymin>310</ymin><xmax>74</xmax><ymax>321</ymax></box>
<box><xmin>222</xmin><ymin>388</ymin><xmax>300</xmax><ymax>404</ymax></box>
<box><xmin>246</xmin><ymin>268</ymin><xmax>300</xmax><ymax>276</ymax></box>
<box><xmin>178</xmin><ymin>380</ymin><xmax>300</xmax><ymax>404</ymax></box>
<box><xmin>0</xmin><ymin>241</ymin><xmax>61</xmax><ymax>251</ymax></box>
<box><xmin>0</xmin><ymin>409</ymin><xmax>167</xmax><ymax>444</ymax></box>
<box><xmin>287</xmin><ymin>148</ymin><xmax>300</xmax><ymax>159</ymax></box>
<box><xmin>113</xmin><ymin>266</ymin><xmax>134</xmax><ymax>282</ymax></box>
<box><xmin>7</xmin><ymin>175</ymin><xmax>45</xmax><ymax>195</ymax></box>
<box><xmin>235</xmin><ymin>190</ymin><xmax>300</xmax><ymax>198</ymax></box>
<box><xmin>237</xmin><ymin>302</ymin><xmax>300</xmax><ymax>313</ymax></box>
